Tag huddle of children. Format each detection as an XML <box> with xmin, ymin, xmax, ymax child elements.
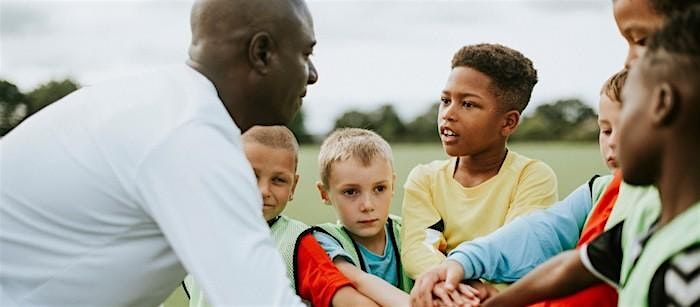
<box><xmin>185</xmin><ymin>0</ymin><xmax>700</xmax><ymax>306</ymax></box>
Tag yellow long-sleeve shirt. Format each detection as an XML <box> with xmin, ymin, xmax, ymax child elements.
<box><xmin>400</xmin><ymin>150</ymin><xmax>558</xmax><ymax>278</ymax></box>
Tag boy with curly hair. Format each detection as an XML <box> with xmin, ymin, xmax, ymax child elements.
<box><xmin>400</xmin><ymin>43</ymin><xmax>558</xmax><ymax>279</ymax></box>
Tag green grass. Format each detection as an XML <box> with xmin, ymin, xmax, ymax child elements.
<box><xmin>161</xmin><ymin>142</ymin><xmax>608</xmax><ymax>306</ymax></box>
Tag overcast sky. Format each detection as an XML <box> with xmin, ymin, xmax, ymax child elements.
<box><xmin>1</xmin><ymin>0</ymin><xmax>627</xmax><ymax>134</ymax></box>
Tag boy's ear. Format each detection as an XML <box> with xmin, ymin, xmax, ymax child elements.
<box><xmin>248</xmin><ymin>32</ymin><xmax>276</xmax><ymax>75</ymax></box>
<box><xmin>650</xmin><ymin>83</ymin><xmax>679</xmax><ymax>127</ymax></box>
<box><xmin>289</xmin><ymin>174</ymin><xmax>300</xmax><ymax>201</ymax></box>
<box><xmin>501</xmin><ymin>110</ymin><xmax>521</xmax><ymax>137</ymax></box>
<box><xmin>316</xmin><ymin>181</ymin><xmax>331</xmax><ymax>205</ymax></box>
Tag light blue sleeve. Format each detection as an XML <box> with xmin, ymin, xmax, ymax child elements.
<box><xmin>447</xmin><ymin>181</ymin><xmax>593</xmax><ymax>283</ymax></box>
<box><xmin>312</xmin><ymin>231</ymin><xmax>356</xmax><ymax>265</ymax></box>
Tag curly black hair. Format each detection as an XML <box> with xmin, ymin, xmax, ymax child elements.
<box><xmin>451</xmin><ymin>43</ymin><xmax>537</xmax><ymax>113</ymax></box>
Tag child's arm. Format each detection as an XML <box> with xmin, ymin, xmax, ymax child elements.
<box><xmin>481</xmin><ymin>221</ymin><xmax>625</xmax><ymax>307</ymax></box>
<box><xmin>296</xmin><ymin>233</ymin><xmax>377</xmax><ymax>307</ymax></box>
<box><xmin>334</xmin><ymin>259</ymin><xmax>409</xmax><ymax>307</ymax></box>
<box><xmin>331</xmin><ymin>286</ymin><xmax>380</xmax><ymax>307</ymax></box>
<box><xmin>481</xmin><ymin>250</ymin><xmax>600</xmax><ymax>307</ymax></box>
<box><xmin>400</xmin><ymin>166</ymin><xmax>449</xmax><ymax>278</ymax></box>
<box><xmin>446</xmin><ymin>181</ymin><xmax>594</xmax><ymax>283</ymax></box>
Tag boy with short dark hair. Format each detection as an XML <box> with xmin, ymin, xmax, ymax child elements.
<box><xmin>480</xmin><ymin>8</ymin><xmax>700</xmax><ymax>306</ymax></box>
<box><xmin>401</xmin><ymin>43</ymin><xmax>558</xmax><ymax>279</ymax></box>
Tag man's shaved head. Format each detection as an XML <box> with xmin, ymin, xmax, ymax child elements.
<box><xmin>187</xmin><ymin>0</ymin><xmax>318</xmax><ymax>132</ymax></box>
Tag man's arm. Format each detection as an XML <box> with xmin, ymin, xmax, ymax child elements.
<box><xmin>400</xmin><ymin>166</ymin><xmax>448</xmax><ymax>278</ymax></box>
<box><xmin>446</xmin><ymin>182</ymin><xmax>593</xmax><ymax>282</ymax></box>
<box><xmin>136</xmin><ymin>124</ymin><xmax>302</xmax><ymax>306</ymax></box>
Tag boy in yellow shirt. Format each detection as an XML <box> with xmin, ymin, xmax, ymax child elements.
<box><xmin>401</xmin><ymin>43</ymin><xmax>558</xmax><ymax>278</ymax></box>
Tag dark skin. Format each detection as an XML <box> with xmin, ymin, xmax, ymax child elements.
<box><xmin>439</xmin><ymin>67</ymin><xmax>520</xmax><ymax>188</ymax></box>
<box><xmin>480</xmin><ymin>49</ymin><xmax>700</xmax><ymax>307</ymax></box>
<box><xmin>616</xmin><ymin>52</ymin><xmax>700</xmax><ymax>228</ymax></box>
<box><xmin>187</xmin><ymin>0</ymin><xmax>318</xmax><ymax>132</ymax></box>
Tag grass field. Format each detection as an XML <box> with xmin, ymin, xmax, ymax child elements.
<box><xmin>161</xmin><ymin>142</ymin><xmax>608</xmax><ymax>307</ymax></box>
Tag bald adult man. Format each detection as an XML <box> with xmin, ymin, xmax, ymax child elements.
<box><xmin>1</xmin><ymin>0</ymin><xmax>317</xmax><ymax>305</ymax></box>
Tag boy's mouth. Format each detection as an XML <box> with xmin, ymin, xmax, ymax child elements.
<box><xmin>439</xmin><ymin>126</ymin><xmax>459</xmax><ymax>144</ymax></box>
<box><xmin>358</xmin><ymin>218</ymin><xmax>379</xmax><ymax>224</ymax></box>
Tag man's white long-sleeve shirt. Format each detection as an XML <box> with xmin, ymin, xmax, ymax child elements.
<box><xmin>0</xmin><ymin>65</ymin><xmax>303</xmax><ymax>306</ymax></box>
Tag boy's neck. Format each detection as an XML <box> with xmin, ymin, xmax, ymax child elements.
<box><xmin>350</xmin><ymin>226</ymin><xmax>387</xmax><ymax>256</ymax></box>
<box><xmin>657</xmin><ymin>142</ymin><xmax>700</xmax><ymax>226</ymax></box>
<box><xmin>454</xmin><ymin>145</ymin><xmax>508</xmax><ymax>188</ymax></box>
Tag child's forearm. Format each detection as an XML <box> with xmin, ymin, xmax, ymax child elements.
<box><xmin>336</xmin><ymin>261</ymin><xmax>409</xmax><ymax>307</ymax></box>
<box><xmin>482</xmin><ymin>250</ymin><xmax>600</xmax><ymax>307</ymax></box>
<box><xmin>331</xmin><ymin>286</ymin><xmax>380</xmax><ymax>307</ymax></box>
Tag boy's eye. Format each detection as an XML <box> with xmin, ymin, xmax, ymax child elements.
<box><xmin>440</xmin><ymin>97</ymin><xmax>450</xmax><ymax>105</ymax></box>
<box><xmin>342</xmin><ymin>189</ymin><xmax>358</xmax><ymax>197</ymax></box>
<box><xmin>635</xmin><ymin>37</ymin><xmax>647</xmax><ymax>46</ymax></box>
<box><xmin>601</xmin><ymin>129</ymin><xmax>612</xmax><ymax>136</ymax></box>
<box><xmin>374</xmin><ymin>185</ymin><xmax>387</xmax><ymax>193</ymax></box>
<box><xmin>461</xmin><ymin>101</ymin><xmax>474</xmax><ymax>108</ymax></box>
<box><xmin>272</xmin><ymin>177</ymin><xmax>287</xmax><ymax>184</ymax></box>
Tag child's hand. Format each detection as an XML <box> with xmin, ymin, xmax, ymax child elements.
<box><xmin>430</xmin><ymin>281</ymin><xmax>480</xmax><ymax>307</ymax></box>
<box><xmin>410</xmin><ymin>260</ymin><xmax>467</xmax><ymax>307</ymax></box>
<box><xmin>463</xmin><ymin>280</ymin><xmax>499</xmax><ymax>302</ymax></box>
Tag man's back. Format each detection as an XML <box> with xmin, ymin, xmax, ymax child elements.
<box><xmin>0</xmin><ymin>65</ymin><xmax>294</xmax><ymax>306</ymax></box>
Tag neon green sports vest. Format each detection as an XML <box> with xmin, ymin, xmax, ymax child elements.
<box><xmin>618</xmin><ymin>188</ymin><xmax>700</xmax><ymax>307</ymax></box>
<box><xmin>316</xmin><ymin>214</ymin><xmax>414</xmax><ymax>293</ymax></box>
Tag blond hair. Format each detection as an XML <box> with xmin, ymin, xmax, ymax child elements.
<box><xmin>318</xmin><ymin>128</ymin><xmax>393</xmax><ymax>187</ymax></box>
<box><xmin>242</xmin><ymin>125</ymin><xmax>299</xmax><ymax>166</ymax></box>
<box><xmin>600</xmin><ymin>69</ymin><xmax>628</xmax><ymax>104</ymax></box>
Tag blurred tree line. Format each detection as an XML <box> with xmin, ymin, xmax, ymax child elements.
<box><xmin>1</xmin><ymin>79</ymin><xmax>79</xmax><ymax>136</ymax></box>
<box><xmin>328</xmin><ymin>98</ymin><xmax>598</xmax><ymax>143</ymax></box>
<box><xmin>1</xmin><ymin>78</ymin><xmax>598</xmax><ymax>143</ymax></box>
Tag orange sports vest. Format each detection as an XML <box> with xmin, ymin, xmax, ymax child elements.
<box><xmin>529</xmin><ymin>172</ymin><xmax>622</xmax><ymax>307</ymax></box>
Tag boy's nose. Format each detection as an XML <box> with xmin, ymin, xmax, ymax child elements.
<box><xmin>440</xmin><ymin>104</ymin><xmax>456</xmax><ymax>122</ymax></box>
<box><xmin>359</xmin><ymin>195</ymin><xmax>375</xmax><ymax>212</ymax></box>
<box><xmin>259</xmin><ymin>182</ymin><xmax>271</xmax><ymax>199</ymax></box>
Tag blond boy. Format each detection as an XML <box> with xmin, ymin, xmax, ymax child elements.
<box><xmin>313</xmin><ymin>128</ymin><xmax>454</xmax><ymax>307</ymax></box>
<box><xmin>185</xmin><ymin>126</ymin><xmax>376</xmax><ymax>307</ymax></box>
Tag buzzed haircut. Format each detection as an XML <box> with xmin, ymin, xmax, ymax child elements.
<box><xmin>646</xmin><ymin>6</ymin><xmax>700</xmax><ymax>63</ymax></box>
<box><xmin>451</xmin><ymin>43</ymin><xmax>538</xmax><ymax>113</ymax></box>
<box><xmin>318</xmin><ymin>128</ymin><xmax>393</xmax><ymax>187</ymax></box>
<box><xmin>600</xmin><ymin>69</ymin><xmax>629</xmax><ymax>104</ymax></box>
<box><xmin>242</xmin><ymin>125</ymin><xmax>300</xmax><ymax>165</ymax></box>
<box><xmin>649</xmin><ymin>0</ymin><xmax>700</xmax><ymax>17</ymax></box>
<box><xmin>643</xmin><ymin>5</ymin><xmax>700</xmax><ymax>76</ymax></box>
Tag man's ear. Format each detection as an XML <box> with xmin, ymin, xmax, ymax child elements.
<box><xmin>501</xmin><ymin>110</ymin><xmax>521</xmax><ymax>137</ymax></box>
<box><xmin>248</xmin><ymin>32</ymin><xmax>275</xmax><ymax>74</ymax></box>
<box><xmin>651</xmin><ymin>82</ymin><xmax>679</xmax><ymax>127</ymax></box>
<box><xmin>316</xmin><ymin>181</ymin><xmax>331</xmax><ymax>205</ymax></box>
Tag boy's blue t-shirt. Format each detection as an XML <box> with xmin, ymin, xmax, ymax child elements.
<box><xmin>313</xmin><ymin>225</ymin><xmax>399</xmax><ymax>287</ymax></box>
